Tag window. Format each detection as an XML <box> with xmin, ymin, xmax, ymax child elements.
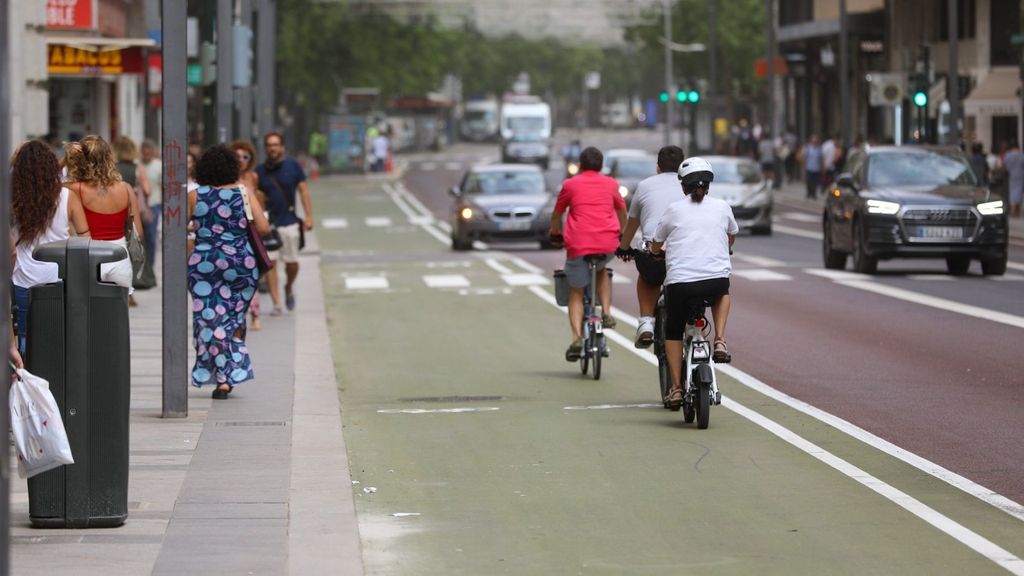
<box><xmin>938</xmin><ymin>0</ymin><xmax>976</xmax><ymax>40</ymax></box>
<box><xmin>867</xmin><ymin>151</ymin><xmax>978</xmax><ymax>187</ymax></box>
<box><xmin>990</xmin><ymin>0</ymin><xmax>1021</xmax><ymax>66</ymax></box>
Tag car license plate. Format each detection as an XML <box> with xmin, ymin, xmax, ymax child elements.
<box><xmin>498</xmin><ymin>221</ymin><xmax>531</xmax><ymax>231</ymax></box>
<box><xmin>915</xmin><ymin>226</ymin><xmax>963</xmax><ymax>239</ymax></box>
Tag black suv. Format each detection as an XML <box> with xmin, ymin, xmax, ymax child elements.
<box><xmin>822</xmin><ymin>146</ymin><xmax>1008</xmax><ymax>275</ymax></box>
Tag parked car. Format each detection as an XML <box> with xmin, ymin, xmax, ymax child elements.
<box><xmin>705</xmin><ymin>155</ymin><xmax>773</xmax><ymax>235</ymax></box>
<box><xmin>449</xmin><ymin>164</ymin><xmax>556</xmax><ymax>250</ymax></box>
<box><xmin>822</xmin><ymin>145</ymin><xmax>1008</xmax><ymax>275</ymax></box>
<box><xmin>608</xmin><ymin>154</ymin><xmax>657</xmax><ymax>206</ymax></box>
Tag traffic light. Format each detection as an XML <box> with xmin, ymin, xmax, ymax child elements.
<box><xmin>910</xmin><ymin>73</ymin><xmax>928</xmax><ymax>108</ymax></box>
<box><xmin>913</xmin><ymin>90</ymin><xmax>928</xmax><ymax>107</ymax></box>
<box><xmin>676</xmin><ymin>90</ymin><xmax>686</xmax><ymax>102</ymax></box>
<box><xmin>659</xmin><ymin>92</ymin><xmax>669</xmax><ymax>103</ymax></box>
<box><xmin>687</xmin><ymin>90</ymin><xmax>699</xmax><ymax>103</ymax></box>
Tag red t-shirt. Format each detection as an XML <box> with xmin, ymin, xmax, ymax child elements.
<box><xmin>554</xmin><ymin>170</ymin><xmax>625</xmax><ymax>259</ymax></box>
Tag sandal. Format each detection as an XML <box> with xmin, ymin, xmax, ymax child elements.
<box><xmin>664</xmin><ymin>387</ymin><xmax>684</xmax><ymax>408</ymax></box>
<box><xmin>212</xmin><ymin>385</ymin><xmax>231</xmax><ymax>400</ymax></box>
<box><xmin>565</xmin><ymin>338</ymin><xmax>583</xmax><ymax>362</ymax></box>
<box><xmin>713</xmin><ymin>339</ymin><xmax>732</xmax><ymax>363</ymax></box>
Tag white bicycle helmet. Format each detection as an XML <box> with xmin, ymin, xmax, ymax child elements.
<box><xmin>677</xmin><ymin>157</ymin><xmax>715</xmax><ymax>188</ymax></box>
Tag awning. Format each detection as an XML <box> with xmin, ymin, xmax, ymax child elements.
<box><xmin>964</xmin><ymin>67</ymin><xmax>1021</xmax><ymax>117</ymax></box>
<box><xmin>45</xmin><ymin>35</ymin><xmax>156</xmax><ymax>51</ymax></box>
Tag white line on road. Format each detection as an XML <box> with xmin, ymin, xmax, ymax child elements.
<box><xmin>563</xmin><ymin>403</ymin><xmax>661</xmax><ymax>410</ymax></box>
<box><xmin>482</xmin><ymin>258</ymin><xmax>514</xmax><ymax>275</ymax></box>
<box><xmin>733</xmin><ymin>254</ymin><xmax>787</xmax><ymax>267</ymax></box>
<box><xmin>419</xmin><ymin>162</ymin><xmax>437</xmax><ymax>171</ymax></box>
<box><xmin>457</xmin><ymin>287</ymin><xmax>513</xmax><ymax>296</ymax></box>
<box><xmin>376</xmin><ymin>407</ymin><xmax>500</xmax><ymax>414</ymax></box>
<box><xmin>780</xmin><ymin>212</ymin><xmax>821</xmax><ymax>223</ymax></box>
<box><xmin>501</xmin><ymin>273</ymin><xmax>550</xmax><ymax>286</ymax></box>
<box><xmin>444</xmin><ymin>161</ymin><xmax>463</xmax><ymax>171</ymax></box>
<box><xmin>321</xmin><ymin>218</ymin><xmax>349</xmax><ymax>229</ymax></box>
<box><xmin>837</xmin><ymin>280</ymin><xmax>1024</xmax><ymax>329</ymax></box>
<box><xmin>345</xmin><ymin>276</ymin><xmax>390</xmax><ymax>290</ymax></box>
<box><xmin>365</xmin><ymin>216</ymin><xmax>393</xmax><ymax>227</ymax></box>
<box><xmin>905</xmin><ymin>274</ymin><xmax>956</xmax><ymax>281</ymax></box>
<box><xmin>774</xmin><ymin>223</ymin><xmax>824</xmax><ymax>240</ymax></box>
<box><xmin>1008</xmin><ymin>262</ymin><xmax>1024</xmax><ymax>272</ymax></box>
<box><xmin>732</xmin><ymin>269</ymin><xmax>793</xmax><ymax>281</ymax></box>
<box><xmin>422</xmin><ymin>275</ymin><xmax>471</xmax><ymax>288</ymax></box>
<box><xmin>526</xmin><ymin>284</ymin><xmax>1024</xmax><ymax>572</ymax></box>
<box><xmin>993</xmin><ymin>273</ymin><xmax>1024</xmax><ymax>281</ymax></box>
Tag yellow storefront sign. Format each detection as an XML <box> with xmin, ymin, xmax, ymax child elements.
<box><xmin>48</xmin><ymin>45</ymin><xmax>124</xmax><ymax>74</ymax></box>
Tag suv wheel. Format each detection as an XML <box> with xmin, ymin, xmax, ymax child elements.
<box><xmin>852</xmin><ymin>220</ymin><xmax>877</xmax><ymax>274</ymax></box>
<box><xmin>982</xmin><ymin>254</ymin><xmax>1008</xmax><ymax>276</ymax></box>
<box><xmin>822</xmin><ymin>219</ymin><xmax>847</xmax><ymax>270</ymax></box>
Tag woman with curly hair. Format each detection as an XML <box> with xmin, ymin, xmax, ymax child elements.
<box><xmin>11</xmin><ymin>140</ymin><xmax>90</xmax><ymax>353</ymax></box>
<box><xmin>65</xmin><ymin>135</ymin><xmax>144</xmax><ymax>300</ymax></box>
<box><xmin>187</xmin><ymin>145</ymin><xmax>270</xmax><ymax>399</ymax></box>
<box><xmin>230</xmin><ymin>139</ymin><xmax>264</xmax><ymax>330</ymax></box>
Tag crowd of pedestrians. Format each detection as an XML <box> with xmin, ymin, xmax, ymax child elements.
<box><xmin>8</xmin><ymin>130</ymin><xmax>315</xmax><ymax>400</ymax></box>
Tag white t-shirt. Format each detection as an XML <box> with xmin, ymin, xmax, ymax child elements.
<box><xmin>142</xmin><ymin>159</ymin><xmax>162</xmax><ymax>208</ymax></box>
<box><xmin>13</xmin><ymin>188</ymin><xmax>71</xmax><ymax>289</ymax></box>
<box><xmin>821</xmin><ymin>139</ymin><xmax>837</xmax><ymax>170</ymax></box>
<box><xmin>627</xmin><ymin>172</ymin><xmax>684</xmax><ymax>247</ymax></box>
<box><xmin>372</xmin><ymin>135</ymin><xmax>389</xmax><ymax>160</ymax></box>
<box><xmin>653</xmin><ymin>195</ymin><xmax>739</xmax><ymax>285</ymax></box>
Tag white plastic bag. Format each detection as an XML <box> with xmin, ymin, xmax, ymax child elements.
<box><xmin>9</xmin><ymin>368</ymin><xmax>74</xmax><ymax>478</ymax></box>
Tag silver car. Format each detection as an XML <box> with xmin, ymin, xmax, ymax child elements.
<box><xmin>705</xmin><ymin>156</ymin><xmax>773</xmax><ymax>235</ymax></box>
<box><xmin>449</xmin><ymin>164</ymin><xmax>556</xmax><ymax>250</ymax></box>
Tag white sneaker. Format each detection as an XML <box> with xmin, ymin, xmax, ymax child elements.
<box><xmin>634</xmin><ymin>316</ymin><xmax>654</xmax><ymax>348</ymax></box>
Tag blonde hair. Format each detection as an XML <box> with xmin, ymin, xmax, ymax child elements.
<box><xmin>112</xmin><ymin>135</ymin><xmax>138</xmax><ymax>163</ymax></box>
<box><xmin>65</xmin><ymin>135</ymin><xmax>122</xmax><ymax>187</ymax></box>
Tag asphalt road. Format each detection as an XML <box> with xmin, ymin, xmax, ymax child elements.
<box><xmin>312</xmin><ymin>139</ymin><xmax>1024</xmax><ymax>574</ymax></box>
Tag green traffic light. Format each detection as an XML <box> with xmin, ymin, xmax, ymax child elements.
<box><xmin>688</xmin><ymin>91</ymin><xmax>699</xmax><ymax>103</ymax></box>
<box><xmin>913</xmin><ymin>91</ymin><xmax>928</xmax><ymax>107</ymax></box>
<box><xmin>659</xmin><ymin>92</ymin><xmax>669</xmax><ymax>103</ymax></box>
<box><xmin>676</xmin><ymin>91</ymin><xmax>686</xmax><ymax>102</ymax></box>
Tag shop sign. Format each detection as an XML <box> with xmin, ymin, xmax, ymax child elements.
<box><xmin>46</xmin><ymin>0</ymin><xmax>95</xmax><ymax>30</ymax></box>
<box><xmin>48</xmin><ymin>45</ymin><xmax>144</xmax><ymax>75</ymax></box>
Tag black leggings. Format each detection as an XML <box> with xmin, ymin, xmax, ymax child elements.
<box><xmin>664</xmin><ymin>277</ymin><xmax>730</xmax><ymax>340</ymax></box>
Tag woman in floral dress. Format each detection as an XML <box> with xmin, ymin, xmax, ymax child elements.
<box><xmin>187</xmin><ymin>145</ymin><xmax>270</xmax><ymax>399</ymax></box>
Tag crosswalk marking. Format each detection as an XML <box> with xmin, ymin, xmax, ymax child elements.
<box><xmin>345</xmin><ymin>276</ymin><xmax>390</xmax><ymax>290</ymax></box>
<box><xmin>365</xmin><ymin>216</ymin><xmax>392</xmax><ymax>227</ymax></box>
<box><xmin>457</xmin><ymin>287</ymin><xmax>513</xmax><ymax>296</ymax></box>
<box><xmin>733</xmin><ymin>269</ymin><xmax>793</xmax><ymax>281</ymax></box>
<box><xmin>444</xmin><ymin>161</ymin><xmax>463</xmax><ymax>171</ymax></box>
<box><xmin>501</xmin><ymin>273</ymin><xmax>550</xmax><ymax>286</ymax></box>
<box><xmin>423</xmin><ymin>274</ymin><xmax>471</xmax><ymax>288</ymax></box>
<box><xmin>321</xmin><ymin>218</ymin><xmax>349</xmax><ymax>229</ymax></box>
<box><xmin>420</xmin><ymin>162</ymin><xmax>437</xmax><ymax>171</ymax></box>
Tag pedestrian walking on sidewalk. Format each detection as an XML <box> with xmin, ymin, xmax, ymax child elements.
<box><xmin>187</xmin><ymin>145</ymin><xmax>270</xmax><ymax>399</ymax></box>
<box><xmin>140</xmin><ymin>139</ymin><xmax>163</xmax><ymax>279</ymax></box>
<box><xmin>1004</xmin><ymin>140</ymin><xmax>1024</xmax><ymax>218</ymax></box>
<box><xmin>256</xmin><ymin>132</ymin><xmax>314</xmax><ymax>314</ymax></box>
<box><xmin>798</xmin><ymin>134</ymin><xmax>824</xmax><ymax>199</ymax></box>
<box><xmin>231</xmin><ymin>139</ymin><xmax>264</xmax><ymax>331</ymax></box>
<box><xmin>11</xmin><ymin>140</ymin><xmax>91</xmax><ymax>354</ymax></box>
<box><xmin>64</xmin><ymin>136</ymin><xmax>144</xmax><ymax>299</ymax></box>
<box><xmin>114</xmin><ymin>136</ymin><xmax>155</xmax><ymax>291</ymax></box>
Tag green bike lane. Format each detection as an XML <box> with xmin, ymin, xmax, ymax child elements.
<box><xmin>311</xmin><ymin>176</ymin><xmax>1024</xmax><ymax>575</ymax></box>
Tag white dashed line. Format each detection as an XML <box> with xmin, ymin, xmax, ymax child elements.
<box><xmin>344</xmin><ymin>276</ymin><xmax>390</xmax><ymax>290</ymax></box>
<box><xmin>732</xmin><ymin>269</ymin><xmax>793</xmax><ymax>281</ymax></box>
<box><xmin>322</xmin><ymin>218</ymin><xmax>349</xmax><ymax>229</ymax></box>
<box><xmin>501</xmin><ymin>273</ymin><xmax>550</xmax><ymax>286</ymax></box>
<box><xmin>365</xmin><ymin>216</ymin><xmax>393</xmax><ymax>227</ymax></box>
<box><xmin>423</xmin><ymin>274</ymin><xmax>471</xmax><ymax>288</ymax></box>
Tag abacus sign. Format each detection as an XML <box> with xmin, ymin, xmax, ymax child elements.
<box><xmin>46</xmin><ymin>0</ymin><xmax>96</xmax><ymax>30</ymax></box>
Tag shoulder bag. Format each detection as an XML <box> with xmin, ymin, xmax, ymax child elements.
<box><xmin>267</xmin><ymin>170</ymin><xmax>305</xmax><ymax>250</ymax></box>
<box><xmin>124</xmin><ymin>185</ymin><xmax>146</xmax><ymax>280</ymax></box>
<box><xmin>241</xmin><ymin>185</ymin><xmax>274</xmax><ymax>274</ymax></box>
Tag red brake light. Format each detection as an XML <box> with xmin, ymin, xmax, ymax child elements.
<box><xmin>694</xmin><ymin>319</ymin><xmax>706</xmax><ymax>328</ymax></box>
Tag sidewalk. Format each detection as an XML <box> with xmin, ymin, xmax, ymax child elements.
<box><xmin>771</xmin><ymin>178</ymin><xmax>1024</xmax><ymax>242</ymax></box>
<box><xmin>8</xmin><ymin>237</ymin><xmax>364</xmax><ymax>575</ymax></box>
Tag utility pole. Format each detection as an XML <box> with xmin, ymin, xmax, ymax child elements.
<box><xmin>948</xmin><ymin>0</ymin><xmax>959</xmax><ymax>146</ymax></box>
<box><xmin>162</xmin><ymin>0</ymin><xmax>188</xmax><ymax>418</ymax></box>
<box><xmin>0</xmin><ymin>0</ymin><xmax>12</xmax><ymax>571</ymax></box>
<box><xmin>663</xmin><ymin>0</ymin><xmax>674</xmax><ymax>146</ymax></box>
<box><xmin>839</xmin><ymin>0</ymin><xmax>850</xmax><ymax>149</ymax></box>
<box><xmin>216</xmin><ymin>0</ymin><xmax>234</xmax><ymax>143</ymax></box>
<box><xmin>766</xmin><ymin>0</ymin><xmax>775</xmax><ymax>140</ymax></box>
<box><xmin>238</xmin><ymin>0</ymin><xmax>254</xmax><ymax>142</ymax></box>
<box><xmin>709</xmin><ymin>0</ymin><xmax>719</xmax><ymax>151</ymax></box>
<box><xmin>256</xmin><ymin>0</ymin><xmax>277</xmax><ymax>157</ymax></box>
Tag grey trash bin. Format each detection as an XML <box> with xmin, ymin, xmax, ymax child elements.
<box><xmin>25</xmin><ymin>237</ymin><xmax>131</xmax><ymax>528</ymax></box>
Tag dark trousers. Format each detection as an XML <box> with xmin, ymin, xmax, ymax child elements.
<box><xmin>806</xmin><ymin>171</ymin><xmax>821</xmax><ymax>199</ymax></box>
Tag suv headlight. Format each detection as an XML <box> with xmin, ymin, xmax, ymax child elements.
<box><xmin>866</xmin><ymin>200</ymin><xmax>900</xmax><ymax>215</ymax></box>
<box><xmin>618</xmin><ymin>185</ymin><xmax>629</xmax><ymax>198</ymax></box>
<box><xmin>977</xmin><ymin>200</ymin><xmax>1004</xmax><ymax>216</ymax></box>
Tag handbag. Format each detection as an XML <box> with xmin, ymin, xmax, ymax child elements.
<box><xmin>124</xmin><ymin>201</ymin><xmax>146</xmax><ymax>281</ymax></box>
<box><xmin>9</xmin><ymin>367</ymin><xmax>75</xmax><ymax>478</ymax></box>
<box><xmin>263</xmin><ymin>227</ymin><xmax>283</xmax><ymax>252</ymax></box>
<box><xmin>241</xmin><ymin>185</ymin><xmax>274</xmax><ymax>273</ymax></box>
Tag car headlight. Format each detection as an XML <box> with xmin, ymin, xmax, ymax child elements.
<box><xmin>460</xmin><ymin>207</ymin><xmax>474</xmax><ymax>220</ymax></box>
<box><xmin>618</xmin><ymin>185</ymin><xmax>629</xmax><ymax>198</ymax></box>
<box><xmin>866</xmin><ymin>200</ymin><xmax>900</xmax><ymax>215</ymax></box>
<box><xmin>977</xmin><ymin>200</ymin><xmax>1004</xmax><ymax>216</ymax></box>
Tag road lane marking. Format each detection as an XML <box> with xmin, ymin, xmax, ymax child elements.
<box><xmin>444</xmin><ymin>161</ymin><xmax>463</xmax><ymax>171</ymax></box>
<box><xmin>563</xmin><ymin>403</ymin><xmax>661</xmax><ymax>410</ymax></box>
<box><xmin>732</xmin><ymin>269</ymin><xmax>793</xmax><ymax>281</ymax></box>
<box><xmin>804</xmin><ymin>269</ymin><xmax>872</xmax><ymax>282</ymax></box>
<box><xmin>376</xmin><ymin>407</ymin><xmax>500</xmax><ymax>414</ymax></box>
<box><xmin>457</xmin><ymin>287</ymin><xmax>513</xmax><ymax>296</ymax></box>
<box><xmin>838</xmin><ymin>279</ymin><xmax>1024</xmax><ymax>330</ymax></box>
<box><xmin>365</xmin><ymin>216</ymin><xmax>393</xmax><ymax>227</ymax></box>
<box><xmin>502</xmin><ymin>273</ymin><xmax>550</xmax><ymax>286</ymax></box>
<box><xmin>527</xmin><ymin>284</ymin><xmax>1024</xmax><ymax>570</ymax></box>
<box><xmin>993</xmin><ymin>273</ymin><xmax>1024</xmax><ymax>281</ymax></box>
<box><xmin>905</xmin><ymin>274</ymin><xmax>956</xmax><ymax>281</ymax></box>
<box><xmin>482</xmin><ymin>258</ymin><xmax>514</xmax><ymax>275</ymax></box>
<box><xmin>780</xmin><ymin>212</ymin><xmax>821</xmax><ymax>223</ymax></box>
<box><xmin>345</xmin><ymin>276</ymin><xmax>390</xmax><ymax>290</ymax></box>
<box><xmin>612</xmin><ymin>273</ymin><xmax>632</xmax><ymax>284</ymax></box>
<box><xmin>425</xmin><ymin>261</ymin><xmax>472</xmax><ymax>269</ymax></box>
<box><xmin>774</xmin><ymin>223</ymin><xmax>823</xmax><ymax>240</ymax></box>
<box><xmin>733</xmin><ymin>254</ymin><xmax>786</xmax><ymax>267</ymax></box>
<box><xmin>1007</xmin><ymin>262</ymin><xmax>1024</xmax><ymax>272</ymax></box>
<box><xmin>382</xmin><ymin>183</ymin><xmax>451</xmax><ymax>245</ymax></box>
<box><xmin>322</xmin><ymin>217</ymin><xmax>349</xmax><ymax>229</ymax></box>
<box><xmin>420</xmin><ymin>162</ymin><xmax>437</xmax><ymax>171</ymax></box>
<box><xmin>423</xmin><ymin>274</ymin><xmax>471</xmax><ymax>288</ymax></box>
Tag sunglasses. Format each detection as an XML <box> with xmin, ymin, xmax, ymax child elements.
<box><xmin>237</xmin><ymin>153</ymin><xmax>252</xmax><ymax>161</ymax></box>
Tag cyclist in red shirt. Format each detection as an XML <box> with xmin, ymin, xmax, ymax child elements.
<box><xmin>550</xmin><ymin>146</ymin><xmax>627</xmax><ymax>360</ymax></box>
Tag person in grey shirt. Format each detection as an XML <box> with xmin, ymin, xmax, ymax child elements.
<box><xmin>616</xmin><ymin>145</ymin><xmax>685</xmax><ymax>348</ymax></box>
<box><xmin>1003</xmin><ymin>140</ymin><xmax>1024</xmax><ymax>218</ymax></box>
<box><xmin>798</xmin><ymin>134</ymin><xmax>824</xmax><ymax>199</ymax></box>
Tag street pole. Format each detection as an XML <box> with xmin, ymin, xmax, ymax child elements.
<box><xmin>581</xmin><ymin>75</ymin><xmax>589</xmax><ymax>131</ymax></box>
<box><xmin>766</xmin><ymin>0</ymin><xmax>775</xmax><ymax>139</ymax></box>
<box><xmin>0</xmin><ymin>0</ymin><xmax>12</xmax><ymax>571</ymax></box>
<box><xmin>948</xmin><ymin>0</ymin><xmax>959</xmax><ymax>146</ymax></box>
<box><xmin>663</xmin><ymin>0</ymin><xmax>674</xmax><ymax>147</ymax></box>
<box><xmin>256</xmin><ymin>0</ymin><xmax>277</xmax><ymax>157</ymax></box>
<box><xmin>217</xmin><ymin>0</ymin><xmax>234</xmax><ymax>143</ymax></box>
<box><xmin>709</xmin><ymin>0</ymin><xmax>719</xmax><ymax>151</ymax></box>
<box><xmin>238</xmin><ymin>0</ymin><xmax>254</xmax><ymax>142</ymax></box>
<box><xmin>839</xmin><ymin>0</ymin><xmax>850</xmax><ymax>150</ymax></box>
<box><xmin>162</xmin><ymin>0</ymin><xmax>188</xmax><ymax>418</ymax></box>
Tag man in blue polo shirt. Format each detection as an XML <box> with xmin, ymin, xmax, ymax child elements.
<box><xmin>256</xmin><ymin>132</ymin><xmax>315</xmax><ymax>314</ymax></box>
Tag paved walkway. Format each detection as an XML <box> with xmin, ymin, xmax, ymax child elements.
<box><xmin>8</xmin><ymin>232</ymin><xmax>365</xmax><ymax>575</ymax></box>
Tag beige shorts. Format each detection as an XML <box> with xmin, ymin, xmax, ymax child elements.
<box><xmin>271</xmin><ymin>223</ymin><xmax>302</xmax><ymax>264</ymax></box>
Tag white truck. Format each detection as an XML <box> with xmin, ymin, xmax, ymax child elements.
<box><xmin>499</xmin><ymin>97</ymin><xmax>552</xmax><ymax>169</ymax></box>
<box><xmin>460</xmin><ymin>99</ymin><xmax>500</xmax><ymax>141</ymax></box>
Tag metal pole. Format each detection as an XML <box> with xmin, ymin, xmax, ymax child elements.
<box><xmin>581</xmin><ymin>75</ymin><xmax>589</xmax><ymax>131</ymax></box>
<box><xmin>217</xmin><ymin>0</ymin><xmax>234</xmax><ymax>143</ymax></box>
<box><xmin>839</xmin><ymin>0</ymin><xmax>850</xmax><ymax>150</ymax></box>
<box><xmin>948</xmin><ymin>0</ymin><xmax>959</xmax><ymax>146</ymax></box>
<box><xmin>238</xmin><ymin>0</ymin><xmax>253</xmax><ymax>142</ymax></box>
<box><xmin>0</xmin><ymin>0</ymin><xmax>12</xmax><ymax>570</ymax></box>
<box><xmin>663</xmin><ymin>0</ymin><xmax>674</xmax><ymax>146</ymax></box>
<box><xmin>766</xmin><ymin>0</ymin><xmax>775</xmax><ymax>140</ymax></box>
<box><xmin>709</xmin><ymin>0</ymin><xmax>718</xmax><ymax>150</ymax></box>
<box><xmin>162</xmin><ymin>0</ymin><xmax>188</xmax><ymax>418</ymax></box>
<box><xmin>256</xmin><ymin>0</ymin><xmax>276</xmax><ymax>157</ymax></box>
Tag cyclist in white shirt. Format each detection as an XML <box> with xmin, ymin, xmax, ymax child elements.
<box><xmin>651</xmin><ymin>157</ymin><xmax>738</xmax><ymax>407</ymax></box>
<box><xmin>616</xmin><ymin>145</ymin><xmax>684</xmax><ymax>348</ymax></box>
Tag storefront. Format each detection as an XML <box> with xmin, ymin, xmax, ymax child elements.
<box><xmin>964</xmin><ymin>67</ymin><xmax>1021</xmax><ymax>153</ymax></box>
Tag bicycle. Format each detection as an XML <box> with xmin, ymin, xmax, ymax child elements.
<box><xmin>577</xmin><ymin>254</ymin><xmax>613</xmax><ymax>380</ymax></box>
<box><xmin>654</xmin><ymin>295</ymin><xmax>721</xmax><ymax>429</ymax></box>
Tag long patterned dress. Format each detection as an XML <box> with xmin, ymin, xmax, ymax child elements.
<box><xmin>188</xmin><ymin>185</ymin><xmax>259</xmax><ymax>387</ymax></box>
